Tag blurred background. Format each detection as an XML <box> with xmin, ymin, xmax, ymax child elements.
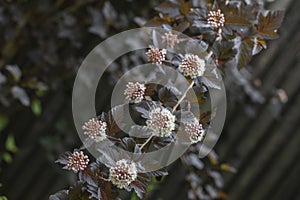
<box><xmin>0</xmin><ymin>0</ymin><xmax>299</xmax><ymax>199</ymax></box>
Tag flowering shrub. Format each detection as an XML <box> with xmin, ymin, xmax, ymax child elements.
<box><xmin>52</xmin><ymin>0</ymin><xmax>284</xmax><ymax>199</ymax></box>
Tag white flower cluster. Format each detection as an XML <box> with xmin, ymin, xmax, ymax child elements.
<box><xmin>146</xmin><ymin>107</ymin><xmax>176</xmax><ymax>137</ymax></box>
<box><xmin>109</xmin><ymin>159</ymin><xmax>137</xmax><ymax>189</ymax></box>
<box><xmin>67</xmin><ymin>151</ymin><xmax>89</xmax><ymax>173</ymax></box>
<box><xmin>162</xmin><ymin>32</ymin><xmax>180</xmax><ymax>48</ymax></box>
<box><xmin>146</xmin><ymin>48</ymin><xmax>167</xmax><ymax>64</ymax></box>
<box><xmin>184</xmin><ymin>120</ymin><xmax>205</xmax><ymax>143</ymax></box>
<box><xmin>207</xmin><ymin>9</ymin><xmax>225</xmax><ymax>29</ymax></box>
<box><xmin>124</xmin><ymin>82</ymin><xmax>146</xmax><ymax>103</ymax></box>
<box><xmin>82</xmin><ymin>118</ymin><xmax>107</xmax><ymax>142</ymax></box>
<box><xmin>178</xmin><ymin>54</ymin><xmax>205</xmax><ymax>79</ymax></box>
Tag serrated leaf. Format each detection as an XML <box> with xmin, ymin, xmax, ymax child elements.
<box><xmin>131</xmin><ymin>173</ymin><xmax>151</xmax><ymax>199</ymax></box>
<box><xmin>147</xmin><ymin>168</ymin><xmax>168</xmax><ymax>177</ymax></box>
<box><xmin>55</xmin><ymin>152</ymin><xmax>71</xmax><ymax>166</ymax></box>
<box><xmin>252</xmin><ymin>37</ymin><xmax>267</xmax><ymax>55</ymax></box>
<box><xmin>158</xmin><ymin>87</ymin><xmax>178</xmax><ymax>108</ymax></box>
<box><xmin>200</xmin><ymin>111</ymin><xmax>211</xmax><ymax>125</ymax></box>
<box><xmin>133</xmin><ymin>101</ymin><xmax>157</xmax><ymax>119</ymax></box>
<box><xmin>257</xmin><ymin>10</ymin><xmax>285</xmax><ymax>39</ymax></box>
<box><xmin>128</xmin><ymin>138</ymin><xmax>142</xmax><ymax>154</ymax></box>
<box><xmin>101</xmin><ymin>104</ymin><xmax>125</xmax><ymax>134</ymax></box>
<box><xmin>212</xmin><ymin>40</ymin><xmax>237</xmax><ymax>64</ymax></box>
<box><xmin>235</xmin><ymin>38</ymin><xmax>254</xmax><ymax>69</ymax></box>
<box><xmin>223</xmin><ymin>4</ymin><xmax>252</xmax><ymax>26</ymax></box>
<box><xmin>68</xmin><ymin>183</ymin><xmax>90</xmax><ymax>200</ymax></box>
<box><xmin>79</xmin><ymin>171</ymin><xmax>97</xmax><ymax>187</ymax></box>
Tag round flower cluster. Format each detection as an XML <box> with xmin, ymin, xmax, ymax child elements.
<box><xmin>207</xmin><ymin>9</ymin><xmax>225</xmax><ymax>29</ymax></box>
<box><xmin>178</xmin><ymin>54</ymin><xmax>205</xmax><ymax>79</ymax></box>
<box><xmin>124</xmin><ymin>82</ymin><xmax>146</xmax><ymax>103</ymax></box>
<box><xmin>146</xmin><ymin>107</ymin><xmax>176</xmax><ymax>137</ymax></box>
<box><xmin>67</xmin><ymin>151</ymin><xmax>89</xmax><ymax>173</ymax></box>
<box><xmin>109</xmin><ymin>159</ymin><xmax>137</xmax><ymax>189</ymax></box>
<box><xmin>185</xmin><ymin>120</ymin><xmax>205</xmax><ymax>143</ymax></box>
<box><xmin>146</xmin><ymin>48</ymin><xmax>167</xmax><ymax>64</ymax></box>
<box><xmin>162</xmin><ymin>32</ymin><xmax>180</xmax><ymax>48</ymax></box>
<box><xmin>82</xmin><ymin>118</ymin><xmax>107</xmax><ymax>141</ymax></box>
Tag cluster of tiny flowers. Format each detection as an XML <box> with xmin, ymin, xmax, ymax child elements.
<box><xmin>67</xmin><ymin>151</ymin><xmax>89</xmax><ymax>173</ymax></box>
<box><xmin>82</xmin><ymin>118</ymin><xmax>107</xmax><ymax>141</ymax></box>
<box><xmin>146</xmin><ymin>48</ymin><xmax>166</xmax><ymax>64</ymax></box>
<box><xmin>178</xmin><ymin>54</ymin><xmax>205</xmax><ymax>79</ymax></box>
<box><xmin>109</xmin><ymin>159</ymin><xmax>137</xmax><ymax>189</ymax></box>
<box><xmin>185</xmin><ymin>120</ymin><xmax>205</xmax><ymax>143</ymax></box>
<box><xmin>124</xmin><ymin>82</ymin><xmax>146</xmax><ymax>103</ymax></box>
<box><xmin>162</xmin><ymin>32</ymin><xmax>180</xmax><ymax>48</ymax></box>
<box><xmin>207</xmin><ymin>9</ymin><xmax>225</xmax><ymax>28</ymax></box>
<box><xmin>146</xmin><ymin>107</ymin><xmax>176</xmax><ymax>137</ymax></box>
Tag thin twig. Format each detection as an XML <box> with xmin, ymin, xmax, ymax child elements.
<box><xmin>107</xmin><ymin>135</ymin><xmax>121</xmax><ymax>142</ymax></box>
<box><xmin>172</xmin><ymin>80</ymin><xmax>195</xmax><ymax>113</ymax></box>
<box><xmin>85</xmin><ymin>168</ymin><xmax>110</xmax><ymax>182</ymax></box>
<box><xmin>95</xmin><ymin>173</ymin><xmax>110</xmax><ymax>182</ymax></box>
<box><xmin>140</xmin><ymin>135</ymin><xmax>154</xmax><ymax>150</ymax></box>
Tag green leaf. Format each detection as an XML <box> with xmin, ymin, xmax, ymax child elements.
<box><xmin>0</xmin><ymin>196</ymin><xmax>8</xmax><ymax>200</ymax></box>
<box><xmin>2</xmin><ymin>152</ymin><xmax>12</xmax><ymax>163</ymax></box>
<box><xmin>257</xmin><ymin>10</ymin><xmax>285</xmax><ymax>39</ymax></box>
<box><xmin>131</xmin><ymin>192</ymin><xmax>139</xmax><ymax>200</ymax></box>
<box><xmin>31</xmin><ymin>99</ymin><xmax>42</xmax><ymax>116</ymax></box>
<box><xmin>5</xmin><ymin>134</ymin><xmax>18</xmax><ymax>153</ymax></box>
<box><xmin>0</xmin><ymin>116</ymin><xmax>8</xmax><ymax>132</ymax></box>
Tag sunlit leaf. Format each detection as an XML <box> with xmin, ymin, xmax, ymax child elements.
<box><xmin>31</xmin><ymin>99</ymin><xmax>42</xmax><ymax>116</ymax></box>
<box><xmin>5</xmin><ymin>134</ymin><xmax>18</xmax><ymax>153</ymax></box>
<box><xmin>220</xmin><ymin>163</ymin><xmax>237</xmax><ymax>173</ymax></box>
<box><xmin>235</xmin><ymin>38</ymin><xmax>254</xmax><ymax>69</ymax></box>
<box><xmin>0</xmin><ymin>115</ymin><xmax>8</xmax><ymax>132</ymax></box>
<box><xmin>257</xmin><ymin>10</ymin><xmax>285</xmax><ymax>39</ymax></box>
